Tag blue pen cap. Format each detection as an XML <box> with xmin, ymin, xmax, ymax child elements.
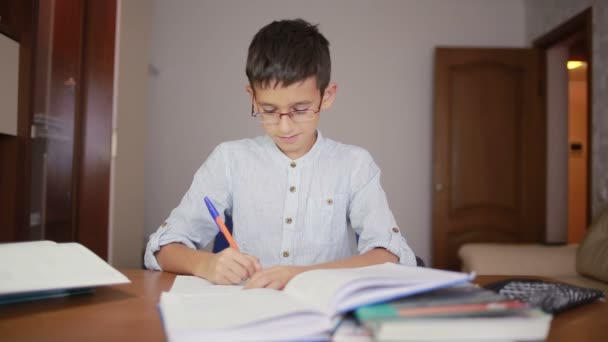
<box><xmin>204</xmin><ymin>196</ymin><xmax>220</xmax><ymax>219</ymax></box>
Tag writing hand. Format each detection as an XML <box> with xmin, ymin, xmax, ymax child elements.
<box><xmin>195</xmin><ymin>248</ymin><xmax>261</xmax><ymax>285</ymax></box>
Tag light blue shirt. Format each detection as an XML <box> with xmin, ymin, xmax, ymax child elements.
<box><xmin>144</xmin><ymin>131</ymin><xmax>416</xmax><ymax>270</ymax></box>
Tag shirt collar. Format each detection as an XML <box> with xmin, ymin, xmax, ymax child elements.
<box><xmin>264</xmin><ymin>130</ymin><xmax>325</xmax><ymax>168</ymax></box>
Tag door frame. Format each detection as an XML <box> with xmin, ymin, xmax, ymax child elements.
<box><xmin>533</xmin><ymin>8</ymin><xmax>593</xmax><ymax>227</ymax></box>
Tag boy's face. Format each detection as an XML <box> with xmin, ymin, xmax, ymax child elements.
<box><xmin>247</xmin><ymin>77</ymin><xmax>336</xmax><ymax>160</ymax></box>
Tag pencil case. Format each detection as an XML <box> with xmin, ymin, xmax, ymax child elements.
<box><xmin>483</xmin><ymin>278</ymin><xmax>605</xmax><ymax>314</ymax></box>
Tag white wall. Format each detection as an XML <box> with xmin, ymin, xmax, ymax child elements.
<box><xmin>146</xmin><ymin>0</ymin><xmax>527</xmax><ymax>263</ymax></box>
<box><xmin>109</xmin><ymin>0</ymin><xmax>150</xmax><ymax>268</ymax></box>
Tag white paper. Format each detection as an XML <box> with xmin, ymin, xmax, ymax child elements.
<box><xmin>161</xmin><ymin>289</ymin><xmax>324</xmax><ymax>330</ymax></box>
<box><xmin>169</xmin><ymin>275</ymin><xmax>242</xmax><ymax>294</ymax></box>
<box><xmin>0</xmin><ymin>241</ymin><xmax>130</xmax><ymax>295</ymax></box>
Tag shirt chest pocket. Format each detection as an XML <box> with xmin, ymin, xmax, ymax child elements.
<box><xmin>304</xmin><ymin>194</ymin><xmax>349</xmax><ymax>239</ymax></box>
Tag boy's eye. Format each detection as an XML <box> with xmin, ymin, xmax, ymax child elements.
<box><xmin>293</xmin><ymin>110</ymin><xmax>309</xmax><ymax>115</ymax></box>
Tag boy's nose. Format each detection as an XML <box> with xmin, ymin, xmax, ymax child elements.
<box><xmin>277</xmin><ymin>114</ymin><xmax>295</xmax><ymax>133</ymax></box>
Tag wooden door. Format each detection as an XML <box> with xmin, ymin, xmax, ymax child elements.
<box><xmin>0</xmin><ymin>0</ymin><xmax>116</xmax><ymax>260</ymax></box>
<box><xmin>432</xmin><ymin>48</ymin><xmax>546</xmax><ymax>270</ymax></box>
<box><xmin>32</xmin><ymin>0</ymin><xmax>85</xmax><ymax>242</ymax></box>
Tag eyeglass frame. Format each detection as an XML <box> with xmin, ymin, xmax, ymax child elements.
<box><xmin>250</xmin><ymin>95</ymin><xmax>324</xmax><ymax>124</ymax></box>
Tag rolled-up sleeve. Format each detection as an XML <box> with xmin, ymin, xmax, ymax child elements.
<box><xmin>144</xmin><ymin>144</ymin><xmax>232</xmax><ymax>270</ymax></box>
<box><xmin>348</xmin><ymin>152</ymin><xmax>417</xmax><ymax>266</ymax></box>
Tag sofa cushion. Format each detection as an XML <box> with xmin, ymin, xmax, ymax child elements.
<box><xmin>458</xmin><ymin>243</ymin><xmax>578</xmax><ymax>276</ymax></box>
<box><xmin>577</xmin><ymin>207</ymin><xmax>608</xmax><ymax>283</ymax></box>
<box><xmin>551</xmin><ymin>275</ymin><xmax>607</xmax><ymax>291</ymax></box>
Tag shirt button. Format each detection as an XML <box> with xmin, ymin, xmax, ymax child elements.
<box><xmin>290</xmin><ymin>161</ymin><xmax>297</xmax><ymax>168</ymax></box>
<box><xmin>392</xmin><ymin>227</ymin><xmax>399</xmax><ymax>233</ymax></box>
<box><xmin>285</xmin><ymin>217</ymin><xmax>293</xmax><ymax>224</ymax></box>
<box><xmin>289</xmin><ymin>186</ymin><xmax>296</xmax><ymax>193</ymax></box>
<box><xmin>282</xmin><ymin>251</ymin><xmax>290</xmax><ymax>258</ymax></box>
<box><xmin>327</xmin><ymin>198</ymin><xmax>333</xmax><ymax>205</ymax></box>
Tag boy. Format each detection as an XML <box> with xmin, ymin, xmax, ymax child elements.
<box><xmin>144</xmin><ymin>19</ymin><xmax>416</xmax><ymax>289</ymax></box>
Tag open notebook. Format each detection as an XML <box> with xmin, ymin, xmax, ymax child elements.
<box><xmin>0</xmin><ymin>240</ymin><xmax>130</xmax><ymax>304</ymax></box>
<box><xmin>159</xmin><ymin>263</ymin><xmax>473</xmax><ymax>342</ymax></box>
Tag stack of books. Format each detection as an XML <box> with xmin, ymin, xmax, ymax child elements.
<box><xmin>354</xmin><ymin>283</ymin><xmax>552</xmax><ymax>341</ymax></box>
<box><xmin>157</xmin><ymin>263</ymin><xmax>553</xmax><ymax>341</ymax></box>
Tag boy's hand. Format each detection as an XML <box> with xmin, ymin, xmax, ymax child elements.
<box><xmin>243</xmin><ymin>266</ymin><xmax>307</xmax><ymax>290</ymax></box>
<box><xmin>195</xmin><ymin>248</ymin><xmax>261</xmax><ymax>285</ymax></box>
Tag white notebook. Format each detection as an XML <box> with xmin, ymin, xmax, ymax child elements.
<box><xmin>0</xmin><ymin>240</ymin><xmax>130</xmax><ymax>302</ymax></box>
<box><xmin>159</xmin><ymin>263</ymin><xmax>473</xmax><ymax>342</ymax></box>
<box><xmin>370</xmin><ymin>308</ymin><xmax>552</xmax><ymax>341</ymax></box>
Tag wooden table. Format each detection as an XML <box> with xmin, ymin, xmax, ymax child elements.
<box><xmin>0</xmin><ymin>270</ymin><xmax>606</xmax><ymax>341</ymax></box>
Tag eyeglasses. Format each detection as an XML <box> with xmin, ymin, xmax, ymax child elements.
<box><xmin>251</xmin><ymin>96</ymin><xmax>323</xmax><ymax>125</ymax></box>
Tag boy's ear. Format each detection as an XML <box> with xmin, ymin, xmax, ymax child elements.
<box><xmin>245</xmin><ymin>84</ymin><xmax>257</xmax><ymax>112</ymax></box>
<box><xmin>320</xmin><ymin>82</ymin><xmax>337</xmax><ymax>110</ymax></box>
<box><xmin>245</xmin><ymin>84</ymin><xmax>254</xmax><ymax>99</ymax></box>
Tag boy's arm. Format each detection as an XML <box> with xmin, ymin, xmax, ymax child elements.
<box><xmin>307</xmin><ymin>247</ymin><xmax>398</xmax><ymax>268</ymax></box>
<box><xmin>243</xmin><ymin>247</ymin><xmax>397</xmax><ymax>289</ymax></box>
<box><xmin>348</xmin><ymin>151</ymin><xmax>417</xmax><ymax>265</ymax></box>
<box><xmin>156</xmin><ymin>243</ymin><xmax>261</xmax><ymax>285</ymax></box>
<box><xmin>144</xmin><ymin>144</ymin><xmax>238</xmax><ymax>275</ymax></box>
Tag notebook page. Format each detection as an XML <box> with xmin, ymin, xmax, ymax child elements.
<box><xmin>162</xmin><ymin>279</ymin><xmax>332</xmax><ymax>341</ymax></box>
<box><xmin>160</xmin><ymin>288</ymin><xmax>327</xmax><ymax>331</ymax></box>
<box><xmin>0</xmin><ymin>241</ymin><xmax>129</xmax><ymax>295</ymax></box>
<box><xmin>169</xmin><ymin>275</ymin><xmax>242</xmax><ymax>294</ymax></box>
<box><xmin>168</xmin><ymin>312</ymin><xmax>329</xmax><ymax>342</ymax></box>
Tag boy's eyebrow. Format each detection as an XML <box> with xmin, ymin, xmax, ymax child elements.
<box><xmin>257</xmin><ymin>100</ymin><xmax>314</xmax><ymax>108</ymax></box>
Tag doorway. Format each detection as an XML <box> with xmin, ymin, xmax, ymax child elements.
<box><xmin>534</xmin><ymin>8</ymin><xmax>592</xmax><ymax>244</ymax></box>
<box><xmin>430</xmin><ymin>8</ymin><xmax>593</xmax><ymax>270</ymax></box>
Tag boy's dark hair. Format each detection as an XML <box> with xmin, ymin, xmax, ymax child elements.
<box><xmin>246</xmin><ymin>19</ymin><xmax>331</xmax><ymax>94</ymax></box>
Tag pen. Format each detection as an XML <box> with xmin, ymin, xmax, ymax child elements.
<box><xmin>204</xmin><ymin>196</ymin><xmax>240</xmax><ymax>252</ymax></box>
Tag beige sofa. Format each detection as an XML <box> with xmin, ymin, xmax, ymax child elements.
<box><xmin>458</xmin><ymin>207</ymin><xmax>608</xmax><ymax>292</ymax></box>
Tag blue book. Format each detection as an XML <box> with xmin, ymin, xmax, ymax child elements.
<box><xmin>355</xmin><ymin>284</ymin><xmax>528</xmax><ymax>321</ymax></box>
